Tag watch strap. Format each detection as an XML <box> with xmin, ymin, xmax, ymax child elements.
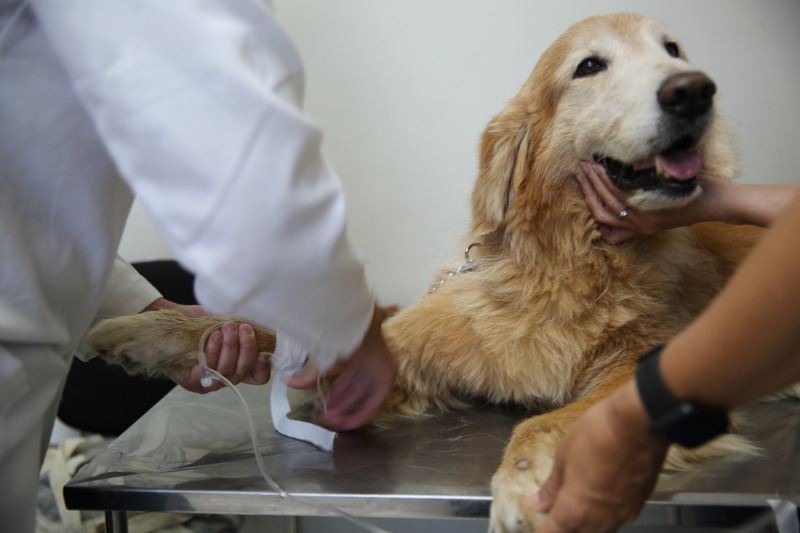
<box><xmin>636</xmin><ymin>343</ymin><xmax>677</xmax><ymax>420</ymax></box>
<box><xmin>635</xmin><ymin>343</ymin><xmax>728</xmax><ymax>448</ymax></box>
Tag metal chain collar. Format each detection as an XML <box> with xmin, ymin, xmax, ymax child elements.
<box><xmin>425</xmin><ymin>242</ymin><xmax>481</xmax><ymax>298</ymax></box>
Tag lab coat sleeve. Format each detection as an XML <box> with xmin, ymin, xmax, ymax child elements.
<box><xmin>74</xmin><ymin>255</ymin><xmax>163</xmax><ymax>361</ymax></box>
<box><xmin>95</xmin><ymin>256</ymin><xmax>163</xmax><ymax>320</ymax></box>
<box><xmin>30</xmin><ymin>0</ymin><xmax>374</xmax><ymax>370</ymax></box>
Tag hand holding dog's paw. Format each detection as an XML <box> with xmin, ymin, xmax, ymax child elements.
<box><xmin>171</xmin><ymin>320</ymin><xmax>272</xmax><ymax>393</ymax></box>
<box><xmin>532</xmin><ymin>388</ymin><xmax>668</xmax><ymax>533</ymax></box>
<box><xmin>86</xmin><ymin>310</ymin><xmax>275</xmax><ymax>392</ymax></box>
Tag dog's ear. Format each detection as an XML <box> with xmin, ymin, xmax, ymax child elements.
<box><xmin>471</xmin><ymin>43</ymin><xmax>564</xmax><ymax>236</ymax></box>
<box><xmin>471</xmin><ymin>101</ymin><xmax>534</xmax><ymax>235</ymax></box>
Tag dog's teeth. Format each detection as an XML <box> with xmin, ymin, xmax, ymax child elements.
<box><xmin>655</xmin><ymin>156</ymin><xmax>663</xmax><ymax>176</ymax></box>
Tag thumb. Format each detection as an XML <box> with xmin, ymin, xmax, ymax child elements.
<box><xmin>599</xmin><ymin>225</ymin><xmax>635</xmax><ymax>244</ymax></box>
<box><xmin>285</xmin><ymin>361</ymin><xmax>321</xmax><ymax>389</ymax></box>
<box><xmin>527</xmin><ymin>460</ymin><xmax>563</xmax><ymax>514</ymax></box>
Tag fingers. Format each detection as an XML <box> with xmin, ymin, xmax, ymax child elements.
<box><xmin>598</xmin><ymin>225</ymin><xmax>637</xmax><ymax>245</ymax></box>
<box><xmin>521</xmin><ymin>451</ymin><xmax>563</xmax><ymax>533</ymax></box>
<box><xmin>579</xmin><ymin>167</ymin><xmax>618</xmax><ymax>226</ymax></box>
<box><xmin>528</xmin><ymin>463</ymin><xmax>561</xmax><ymax>515</ymax></box>
<box><xmin>526</xmin><ymin>388</ymin><xmax>668</xmax><ymax>533</ymax></box>
<box><xmin>175</xmin><ymin>321</ymin><xmax>270</xmax><ymax>393</ymax></box>
<box><xmin>231</xmin><ymin>324</ymin><xmax>256</xmax><ymax>382</ymax></box>
<box><xmin>215</xmin><ymin>321</ymin><xmax>270</xmax><ymax>385</ymax></box>
<box><xmin>239</xmin><ymin>324</ymin><xmax>271</xmax><ymax>385</ymax></box>
<box><xmin>169</xmin><ymin>364</ymin><xmax>224</xmax><ymax>394</ymax></box>
<box><xmin>317</xmin><ymin>368</ymin><xmax>367</xmax><ymax>430</ymax></box>
<box><xmin>317</xmin><ymin>366</ymin><xmax>385</xmax><ymax>430</ymax></box>
<box><xmin>315</xmin><ymin>319</ymin><xmax>396</xmax><ymax>430</ymax></box>
<box><xmin>214</xmin><ymin>322</ymin><xmax>243</xmax><ymax>381</ymax></box>
<box><xmin>287</xmin><ymin>353</ymin><xmax>394</xmax><ymax>431</ymax></box>
<box><xmin>581</xmin><ymin>160</ymin><xmax>624</xmax><ymax>201</ymax></box>
<box><xmin>529</xmin><ymin>477</ymin><xmax>580</xmax><ymax>533</ymax></box>
<box><xmin>286</xmin><ymin>352</ymin><xmax>394</xmax><ymax>430</ymax></box>
<box><xmin>284</xmin><ymin>305</ymin><xmax>396</xmax><ymax>430</ymax></box>
<box><xmin>243</xmin><ymin>356</ymin><xmax>272</xmax><ymax>385</ymax></box>
<box><xmin>580</xmin><ymin>162</ymin><xmax>630</xmax><ymax>225</ymax></box>
<box><xmin>202</xmin><ymin>330</ymin><xmax>223</xmax><ymax>369</ymax></box>
<box><xmin>532</xmin><ymin>471</ymin><xmax>622</xmax><ymax>533</ymax></box>
<box><xmin>579</xmin><ymin>162</ymin><xmax>640</xmax><ymax>243</ymax></box>
<box><xmin>535</xmin><ymin>494</ymin><xmax>639</xmax><ymax>533</ymax></box>
<box><xmin>318</xmin><ymin>385</ymin><xmax>386</xmax><ymax>430</ymax></box>
<box><xmin>286</xmin><ymin>361</ymin><xmax>322</xmax><ymax>389</ymax></box>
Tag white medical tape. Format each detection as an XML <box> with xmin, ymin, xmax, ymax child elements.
<box><xmin>270</xmin><ymin>332</ymin><xmax>337</xmax><ymax>452</ymax></box>
<box><xmin>270</xmin><ymin>374</ymin><xmax>336</xmax><ymax>452</ymax></box>
<box><xmin>768</xmin><ymin>499</ymin><xmax>799</xmax><ymax>533</ymax></box>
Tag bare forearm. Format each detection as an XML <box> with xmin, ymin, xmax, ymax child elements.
<box><xmin>698</xmin><ymin>178</ymin><xmax>800</xmax><ymax>228</ymax></box>
<box><xmin>661</xmin><ymin>192</ymin><xmax>800</xmax><ymax>410</ymax></box>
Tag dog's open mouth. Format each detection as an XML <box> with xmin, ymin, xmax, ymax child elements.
<box><xmin>593</xmin><ymin>145</ymin><xmax>702</xmax><ymax>197</ymax></box>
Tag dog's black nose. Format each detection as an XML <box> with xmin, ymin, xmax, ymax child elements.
<box><xmin>658</xmin><ymin>72</ymin><xmax>716</xmax><ymax>119</ymax></box>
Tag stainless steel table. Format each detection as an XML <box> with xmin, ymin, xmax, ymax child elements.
<box><xmin>64</xmin><ymin>382</ymin><xmax>800</xmax><ymax>532</ymax></box>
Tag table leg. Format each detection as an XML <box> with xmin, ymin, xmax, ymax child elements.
<box><xmin>104</xmin><ymin>510</ymin><xmax>129</xmax><ymax>533</ymax></box>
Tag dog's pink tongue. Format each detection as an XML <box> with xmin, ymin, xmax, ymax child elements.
<box><xmin>657</xmin><ymin>149</ymin><xmax>702</xmax><ymax>180</ymax></box>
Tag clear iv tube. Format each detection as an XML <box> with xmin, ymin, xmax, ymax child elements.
<box><xmin>198</xmin><ymin>365</ymin><xmax>393</xmax><ymax>533</ymax></box>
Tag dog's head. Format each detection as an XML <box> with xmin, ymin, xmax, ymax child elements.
<box><xmin>472</xmin><ymin>13</ymin><xmax>735</xmax><ymax>237</ymax></box>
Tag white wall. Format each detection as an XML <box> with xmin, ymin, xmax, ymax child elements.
<box><xmin>119</xmin><ymin>0</ymin><xmax>800</xmax><ymax>307</ymax></box>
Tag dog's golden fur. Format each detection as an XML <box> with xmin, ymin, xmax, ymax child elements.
<box><xmin>88</xmin><ymin>13</ymin><xmax>769</xmax><ymax>533</ymax></box>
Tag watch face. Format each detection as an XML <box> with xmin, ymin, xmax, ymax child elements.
<box><xmin>652</xmin><ymin>403</ymin><xmax>728</xmax><ymax>448</ymax></box>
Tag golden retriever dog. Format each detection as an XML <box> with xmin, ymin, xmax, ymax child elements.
<box><xmin>88</xmin><ymin>13</ymin><xmax>767</xmax><ymax>532</ymax></box>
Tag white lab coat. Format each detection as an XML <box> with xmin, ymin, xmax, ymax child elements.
<box><xmin>0</xmin><ymin>1</ymin><xmax>374</xmax><ymax>530</ymax></box>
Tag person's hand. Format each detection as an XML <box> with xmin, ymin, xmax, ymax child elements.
<box><xmin>143</xmin><ymin>298</ymin><xmax>271</xmax><ymax>393</ymax></box>
<box><xmin>170</xmin><ymin>320</ymin><xmax>271</xmax><ymax>393</ymax></box>
<box><xmin>581</xmin><ymin>162</ymin><xmax>800</xmax><ymax>240</ymax></box>
<box><xmin>531</xmin><ymin>382</ymin><xmax>669</xmax><ymax>533</ymax></box>
<box><xmin>578</xmin><ymin>161</ymin><xmax>720</xmax><ymax>243</ymax></box>
<box><xmin>288</xmin><ymin>304</ymin><xmax>397</xmax><ymax>431</ymax></box>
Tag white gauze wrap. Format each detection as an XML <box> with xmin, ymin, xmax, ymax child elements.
<box><xmin>270</xmin><ymin>333</ymin><xmax>337</xmax><ymax>452</ymax></box>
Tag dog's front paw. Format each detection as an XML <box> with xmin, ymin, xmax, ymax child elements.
<box><xmin>489</xmin><ymin>431</ymin><xmax>558</xmax><ymax>533</ymax></box>
<box><xmin>86</xmin><ymin>310</ymin><xmax>227</xmax><ymax>377</ymax></box>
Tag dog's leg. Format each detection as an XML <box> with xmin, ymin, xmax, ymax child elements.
<box><xmin>488</xmin><ymin>368</ymin><xmax>758</xmax><ymax>533</ymax></box>
<box><xmin>375</xmin><ymin>289</ymin><xmax>517</xmax><ymax>422</ymax></box>
<box><xmin>488</xmin><ymin>370</ymin><xmax>631</xmax><ymax>533</ymax></box>
<box><xmin>86</xmin><ymin>310</ymin><xmax>275</xmax><ymax>377</ymax></box>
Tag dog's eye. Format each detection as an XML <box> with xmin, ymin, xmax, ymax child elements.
<box><xmin>665</xmin><ymin>41</ymin><xmax>680</xmax><ymax>58</ymax></box>
<box><xmin>574</xmin><ymin>57</ymin><xmax>606</xmax><ymax>78</ymax></box>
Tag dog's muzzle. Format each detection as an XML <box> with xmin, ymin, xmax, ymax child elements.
<box><xmin>594</xmin><ymin>148</ymin><xmax>700</xmax><ymax>196</ymax></box>
<box><xmin>593</xmin><ymin>71</ymin><xmax>716</xmax><ymax>200</ymax></box>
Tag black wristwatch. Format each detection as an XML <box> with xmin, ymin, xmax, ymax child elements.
<box><xmin>636</xmin><ymin>344</ymin><xmax>728</xmax><ymax>448</ymax></box>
